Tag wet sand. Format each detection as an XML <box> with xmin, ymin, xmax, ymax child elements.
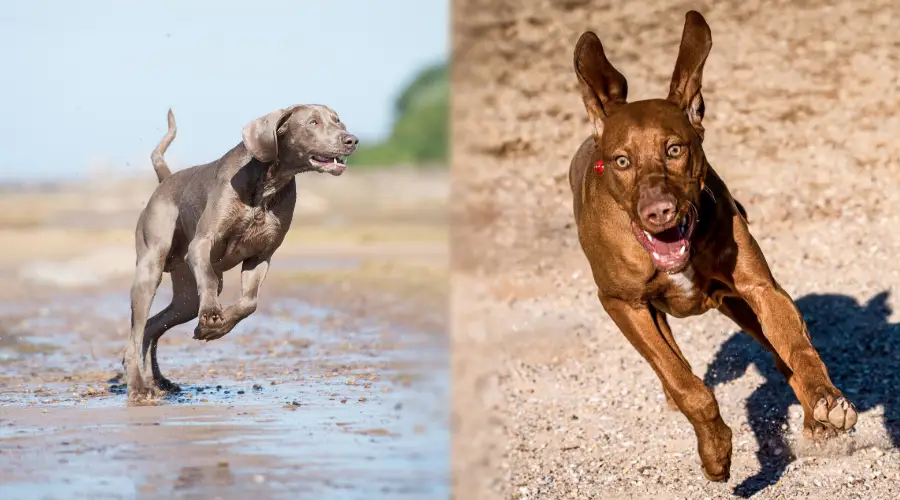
<box><xmin>0</xmin><ymin>168</ymin><xmax>448</xmax><ymax>499</ymax></box>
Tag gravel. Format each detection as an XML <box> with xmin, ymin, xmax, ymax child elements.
<box><xmin>451</xmin><ymin>0</ymin><xmax>900</xmax><ymax>498</ymax></box>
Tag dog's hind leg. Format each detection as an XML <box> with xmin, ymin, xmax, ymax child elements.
<box><xmin>145</xmin><ymin>264</ymin><xmax>199</xmax><ymax>393</ymax></box>
<box><xmin>126</xmin><ymin>248</ymin><xmax>167</xmax><ymax>400</ymax></box>
<box><xmin>125</xmin><ymin>205</ymin><xmax>177</xmax><ymax>402</ymax></box>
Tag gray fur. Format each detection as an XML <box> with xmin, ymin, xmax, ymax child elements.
<box><xmin>123</xmin><ymin>104</ymin><xmax>358</xmax><ymax>401</ymax></box>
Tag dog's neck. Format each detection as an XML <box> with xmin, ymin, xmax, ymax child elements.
<box><xmin>247</xmin><ymin>160</ymin><xmax>296</xmax><ymax>209</ymax></box>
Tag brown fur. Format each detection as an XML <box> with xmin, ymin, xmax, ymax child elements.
<box><xmin>569</xmin><ymin>11</ymin><xmax>856</xmax><ymax>481</ymax></box>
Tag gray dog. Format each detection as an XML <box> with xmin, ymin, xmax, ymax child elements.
<box><xmin>123</xmin><ymin>104</ymin><xmax>358</xmax><ymax>401</ymax></box>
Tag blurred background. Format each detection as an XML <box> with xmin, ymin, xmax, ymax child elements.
<box><xmin>1</xmin><ymin>0</ymin><xmax>448</xmax><ymax>182</ymax></box>
<box><xmin>0</xmin><ymin>2</ymin><xmax>450</xmax><ymax>499</ymax></box>
<box><xmin>0</xmin><ymin>0</ymin><xmax>449</xmax><ymax>276</ymax></box>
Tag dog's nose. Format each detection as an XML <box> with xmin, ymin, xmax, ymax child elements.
<box><xmin>641</xmin><ymin>196</ymin><xmax>677</xmax><ymax>228</ymax></box>
<box><xmin>342</xmin><ymin>134</ymin><xmax>359</xmax><ymax>147</ymax></box>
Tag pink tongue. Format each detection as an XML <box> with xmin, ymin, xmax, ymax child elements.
<box><xmin>650</xmin><ymin>238</ymin><xmax>682</xmax><ymax>255</ymax></box>
<box><xmin>649</xmin><ymin>226</ymin><xmax>684</xmax><ymax>255</ymax></box>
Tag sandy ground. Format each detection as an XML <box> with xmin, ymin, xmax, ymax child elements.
<box><xmin>0</xmin><ymin>167</ymin><xmax>449</xmax><ymax>499</ymax></box>
<box><xmin>451</xmin><ymin>1</ymin><xmax>900</xmax><ymax>498</ymax></box>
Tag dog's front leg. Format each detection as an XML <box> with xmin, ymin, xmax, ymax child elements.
<box><xmin>600</xmin><ymin>296</ymin><xmax>732</xmax><ymax>481</ymax></box>
<box><xmin>187</xmin><ymin>201</ymin><xmax>228</xmax><ymax>334</ymax></box>
<box><xmin>730</xmin><ymin>224</ymin><xmax>857</xmax><ymax>438</ymax></box>
<box><xmin>195</xmin><ymin>257</ymin><xmax>270</xmax><ymax>342</ymax></box>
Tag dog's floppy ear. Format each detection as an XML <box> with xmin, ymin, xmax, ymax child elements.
<box><xmin>241</xmin><ymin>107</ymin><xmax>297</xmax><ymax>163</ymax></box>
<box><xmin>574</xmin><ymin>31</ymin><xmax>628</xmax><ymax>140</ymax></box>
<box><xmin>668</xmin><ymin>11</ymin><xmax>712</xmax><ymax>139</ymax></box>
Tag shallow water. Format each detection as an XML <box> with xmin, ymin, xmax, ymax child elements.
<box><xmin>0</xmin><ymin>280</ymin><xmax>449</xmax><ymax>499</ymax></box>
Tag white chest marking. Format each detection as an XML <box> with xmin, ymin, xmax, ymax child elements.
<box><xmin>667</xmin><ymin>265</ymin><xmax>696</xmax><ymax>296</ymax></box>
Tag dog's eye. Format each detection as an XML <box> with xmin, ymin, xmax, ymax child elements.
<box><xmin>614</xmin><ymin>156</ymin><xmax>630</xmax><ymax>169</ymax></box>
<box><xmin>667</xmin><ymin>145</ymin><xmax>683</xmax><ymax>157</ymax></box>
<box><xmin>309</xmin><ymin>119</ymin><xmax>319</xmax><ymax>126</ymax></box>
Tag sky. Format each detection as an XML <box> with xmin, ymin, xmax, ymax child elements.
<box><xmin>0</xmin><ymin>1</ymin><xmax>448</xmax><ymax>182</ymax></box>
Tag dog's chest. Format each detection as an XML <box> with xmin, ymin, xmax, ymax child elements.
<box><xmin>226</xmin><ymin>208</ymin><xmax>287</xmax><ymax>256</ymax></box>
<box><xmin>651</xmin><ymin>265</ymin><xmax>712</xmax><ymax>318</ymax></box>
<box><xmin>667</xmin><ymin>267</ymin><xmax>697</xmax><ymax>296</ymax></box>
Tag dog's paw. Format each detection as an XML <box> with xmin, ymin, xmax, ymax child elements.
<box><xmin>198</xmin><ymin>306</ymin><xmax>225</xmax><ymax>329</ymax></box>
<box><xmin>194</xmin><ymin>306</ymin><xmax>227</xmax><ymax>341</ymax></box>
<box><xmin>193</xmin><ymin>318</ymin><xmax>234</xmax><ymax>342</ymax></box>
<box><xmin>194</xmin><ymin>323</ymin><xmax>233</xmax><ymax>342</ymax></box>
<box><xmin>804</xmin><ymin>388</ymin><xmax>857</xmax><ymax>440</ymax></box>
<box><xmin>128</xmin><ymin>386</ymin><xmax>164</xmax><ymax>405</ymax></box>
<box><xmin>697</xmin><ymin>421</ymin><xmax>733</xmax><ymax>482</ymax></box>
<box><xmin>126</xmin><ymin>377</ymin><xmax>164</xmax><ymax>404</ymax></box>
<box><xmin>155</xmin><ymin>375</ymin><xmax>181</xmax><ymax>394</ymax></box>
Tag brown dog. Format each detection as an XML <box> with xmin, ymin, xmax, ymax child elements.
<box><xmin>569</xmin><ymin>11</ymin><xmax>856</xmax><ymax>481</ymax></box>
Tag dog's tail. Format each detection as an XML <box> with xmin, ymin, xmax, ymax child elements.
<box><xmin>150</xmin><ymin>109</ymin><xmax>177</xmax><ymax>183</ymax></box>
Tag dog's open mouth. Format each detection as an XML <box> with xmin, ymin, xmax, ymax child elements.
<box><xmin>309</xmin><ymin>155</ymin><xmax>348</xmax><ymax>175</ymax></box>
<box><xmin>310</xmin><ymin>155</ymin><xmax>347</xmax><ymax>167</ymax></box>
<box><xmin>631</xmin><ymin>213</ymin><xmax>696</xmax><ymax>273</ymax></box>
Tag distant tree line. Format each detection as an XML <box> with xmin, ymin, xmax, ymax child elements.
<box><xmin>352</xmin><ymin>62</ymin><xmax>447</xmax><ymax>167</ymax></box>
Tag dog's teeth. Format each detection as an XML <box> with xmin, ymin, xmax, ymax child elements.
<box><xmin>652</xmin><ymin>252</ymin><xmax>660</xmax><ymax>260</ymax></box>
<box><xmin>644</xmin><ymin>230</ymin><xmax>653</xmax><ymax>241</ymax></box>
<box><xmin>678</xmin><ymin>246</ymin><xmax>686</xmax><ymax>255</ymax></box>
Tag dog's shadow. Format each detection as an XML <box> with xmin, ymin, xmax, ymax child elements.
<box><xmin>704</xmin><ymin>291</ymin><xmax>899</xmax><ymax>497</ymax></box>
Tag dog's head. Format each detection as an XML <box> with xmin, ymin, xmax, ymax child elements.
<box><xmin>241</xmin><ymin>104</ymin><xmax>359</xmax><ymax>176</ymax></box>
<box><xmin>574</xmin><ymin>11</ymin><xmax>712</xmax><ymax>274</ymax></box>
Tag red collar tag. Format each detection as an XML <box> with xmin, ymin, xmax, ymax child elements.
<box><xmin>593</xmin><ymin>160</ymin><xmax>604</xmax><ymax>175</ymax></box>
